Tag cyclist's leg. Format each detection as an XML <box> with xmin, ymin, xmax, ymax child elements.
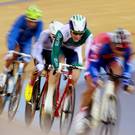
<box><xmin>74</xmin><ymin>61</ymin><xmax>100</xmax><ymax>134</ymax></box>
<box><xmin>20</xmin><ymin>42</ymin><xmax>33</xmax><ymax>102</ymax></box>
<box><xmin>45</xmin><ymin>62</ymin><xmax>62</xmax><ymax>113</ymax></box>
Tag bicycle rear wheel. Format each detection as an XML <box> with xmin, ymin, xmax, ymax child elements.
<box><xmin>60</xmin><ymin>86</ymin><xmax>75</xmax><ymax>135</ymax></box>
<box><xmin>8</xmin><ymin>76</ymin><xmax>22</xmax><ymax>121</ymax></box>
<box><xmin>25</xmin><ymin>79</ymin><xmax>40</xmax><ymax>126</ymax></box>
<box><xmin>39</xmin><ymin>81</ymin><xmax>54</xmax><ymax>133</ymax></box>
<box><xmin>97</xmin><ymin>96</ymin><xmax>120</xmax><ymax>135</ymax></box>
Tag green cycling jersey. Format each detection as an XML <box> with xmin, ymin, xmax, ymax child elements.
<box><xmin>51</xmin><ymin>28</ymin><xmax>92</xmax><ymax>69</ymax></box>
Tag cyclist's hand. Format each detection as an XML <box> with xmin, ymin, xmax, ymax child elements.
<box><xmin>4</xmin><ymin>52</ymin><xmax>13</xmax><ymax>60</ymax></box>
<box><xmin>36</xmin><ymin>63</ymin><xmax>44</xmax><ymax>72</ymax></box>
<box><xmin>123</xmin><ymin>84</ymin><xmax>135</xmax><ymax>94</ymax></box>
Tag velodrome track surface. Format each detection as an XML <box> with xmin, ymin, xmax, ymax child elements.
<box><xmin>0</xmin><ymin>0</ymin><xmax>135</xmax><ymax>135</ymax></box>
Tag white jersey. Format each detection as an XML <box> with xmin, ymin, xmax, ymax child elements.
<box><xmin>32</xmin><ymin>29</ymin><xmax>53</xmax><ymax>64</ymax></box>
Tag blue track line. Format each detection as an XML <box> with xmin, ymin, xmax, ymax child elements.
<box><xmin>0</xmin><ymin>0</ymin><xmax>34</xmax><ymax>6</ymax></box>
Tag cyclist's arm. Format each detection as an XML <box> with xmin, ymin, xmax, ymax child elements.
<box><xmin>7</xmin><ymin>16</ymin><xmax>23</xmax><ymax>50</ymax></box>
<box><xmin>51</xmin><ymin>31</ymin><xmax>63</xmax><ymax>69</ymax></box>
<box><xmin>32</xmin><ymin>42</ymin><xmax>43</xmax><ymax>65</ymax></box>
<box><xmin>32</xmin><ymin>31</ymin><xmax>47</xmax><ymax>64</ymax></box>
<box><xmin>122</xmin><ymin>47</ymin><xmax>132</xmax><ymax>81</ymax></box>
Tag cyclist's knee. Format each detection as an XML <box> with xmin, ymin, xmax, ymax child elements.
<box><xmin>72</xmin><ymin>69</ymin><xmax>80</xmax><ymax>83</ymax></box>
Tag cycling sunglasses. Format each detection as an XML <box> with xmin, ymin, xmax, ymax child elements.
<box><xmin>26</xmin><ymin>17</ymin><xmax>38</xmax><ymax>22</ymax></box>
<box><xmin>71</xmin><ymin>30</ymin><xmax>84</xmax><ymax>36</ymax></box>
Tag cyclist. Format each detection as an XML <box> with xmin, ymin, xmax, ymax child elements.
<box><xmin>46</xmin><ymin>14</ymin><xmax>93</xmax><ymax>113</ymax></box>
<box><xmin>75</xmin><ymin>28</ymin><xmax>135</xmax><ymax>134</ymax></box>
<box><xmin>0</xmin><ymin>5</ymin><xmax>43</xmax><ymax>91</ymax></box>
<box><xmin>24</xmin><ymin>21</ymin><xmax>64</xmax><ymax>102</ymax></box>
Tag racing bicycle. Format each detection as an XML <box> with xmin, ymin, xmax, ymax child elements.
<box><xmin>39</xmin><ymin>63</ymin><xmax>85</xmax><ymax>135</ymax></box>
<box><xmin>88</xmin><ymin>70</ymin><xmax>134</xmax><ymax>135</ymax></box>
<box><xmin>25</xmin><ymin>64</ymin><xmax>51</xmax><ymax>126</ymax></box>
<box><xmin>0</xmin><ymin>50</ymin><xmax>31</xmax><ymax>121</ymax></box>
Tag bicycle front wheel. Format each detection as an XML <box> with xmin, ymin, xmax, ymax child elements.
<box><xmin>60</xmin><ymin>86</ymin><xmax>75</xmax><ymax>135</ymax></box>
<box><xmin>25</xmin><ymin>79</ymin><xmax>40</xmax><ymax>126</ymax></box>
<box><xmin>8</xmin><ymin>76</ymin><xmax>22</xmax><ymax>121</ymax></box>
<box><xmin>97</xmin><ymin>96</ymin><xmax>120</xmax><ymax>135</ymax></box>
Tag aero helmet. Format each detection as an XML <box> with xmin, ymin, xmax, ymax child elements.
<box><xmin>69</xmin><ymin>14</ymin><xmax>87</xmax><ymax>33</ymax></box>
<box><xmin>49</xmin><ymin>21</ymin><xmax>64</xmax><ymax>35</ymax></box>
<box><xmin>25</xmin><ymin>5</ymin><xmax>42</xmax><ymax>22</ymax></box>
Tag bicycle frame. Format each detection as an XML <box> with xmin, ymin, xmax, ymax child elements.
<box><xmin>54</xmin><ymin>69</ymin><xmax>74</xmax><ymax>117</ymax></box>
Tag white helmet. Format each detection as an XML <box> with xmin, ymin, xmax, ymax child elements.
<box><xmin>112</xmin><ymin>28</ymin><xmax>131</xmax><ymax>44</ymax></box>
<box><xmin>49</xmin><ymin>21</ymin><xmax>64</xmax><ymax>35</ymax></box>
<box><xmin>69</xmin><ymin>14</ymin><xmax>87</xmax><ymax>33</ymax></box>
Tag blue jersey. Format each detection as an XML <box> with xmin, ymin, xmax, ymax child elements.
<box><xmin>7</xmin><ymin>15</ymin><xmax>43</xmax><ymax>50</ymax></box>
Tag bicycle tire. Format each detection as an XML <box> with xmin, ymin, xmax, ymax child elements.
<box><xmin>0</xmin><ymin>79</ymin><xmax>9</xmax><ymax>114</ymax></box>
<box><xmin>39</xmin><ymin>81</ymin><xmax>54</xmax><ymax>133</ymax></box>
<box><xmin>97</xmin><ymin>96</ymin><xmax>120</xmax><ymax>135</ymax></box>
<box><xmin>8</xmin><ymin>76</ymin><xmax>22</xmax><ymax>121</ymax></box>
<box><xmin>60</xmin><ymin>86</ymin><xmax>76</xmax><ymax>135</ymax></box>
<box><xmin>25</xmin><ymin>79</ymin><xmax>40</xmax><ymax>126</ymax></box>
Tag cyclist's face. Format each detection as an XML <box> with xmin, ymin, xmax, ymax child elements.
<box><xmin>71</xmin><ymin>31</ymin><xmax>84</xmax><ymax>42</ymax></box>
<box><xmin>111</xmin><ymin>43</ymin><xmax>125</xmax><ymax>56</ymax></box>
<box><xmin>50</xmin><ymin>33</ymin><xmax>55</xmax><ymax>40</ymax></box>
<box><xmin>26</xmin><ymin>20</ymin><xmax>37</xmax><ymax>28</ymax></box>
